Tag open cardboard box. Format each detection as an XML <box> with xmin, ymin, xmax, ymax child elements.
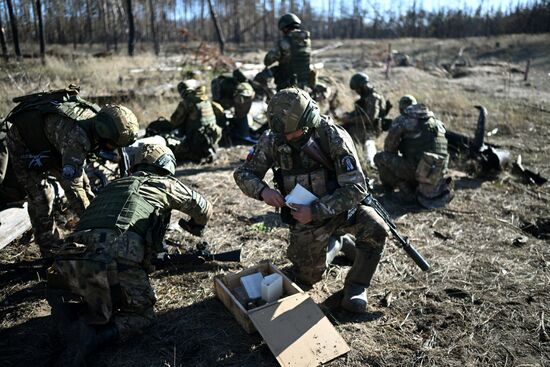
<box><xmin>214</xmin><ymin>262</ymin><xmax>350</xmax><ymax>367</ymax></box>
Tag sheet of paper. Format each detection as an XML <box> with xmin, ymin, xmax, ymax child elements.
<box><xmin>284</xmin><ymin>184</ymin><xmax>318</xmax><ymax>207</ymax></box>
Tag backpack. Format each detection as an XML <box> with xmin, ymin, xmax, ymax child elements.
<box><xmin>5</xmin><ymin>86</ymin><xmax>100</xmax><ymax>166</ymax></box>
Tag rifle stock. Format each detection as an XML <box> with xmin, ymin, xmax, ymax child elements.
<box><xmin>363</xmin><ymin>194</ymin><xmax>430</xmax><ymax>271</ymax></box>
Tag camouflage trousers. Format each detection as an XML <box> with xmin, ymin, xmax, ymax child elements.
<box><xmin>287</xmin><ymin>204</ymin><xmax>388</xmax><ymax>287</ymax></box>
<box><xmin>374</xmin><ymin>151</ymin><xmax>417</xmax><ymax>190</ymax></box>
<box><xmin>7</xmin><ymin>127</ymin><xmax>91</xmax><ymax>256</ymax></box>
<box><xmin>48</xmin><ymin>229</ymin><xmax>156</xmax><ymax>340</ymax></box>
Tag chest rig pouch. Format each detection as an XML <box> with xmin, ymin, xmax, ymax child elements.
<box><xmin>273</xmin><ymin>138</ymin><xmax>338</xmax><ymax>225</ymax></box>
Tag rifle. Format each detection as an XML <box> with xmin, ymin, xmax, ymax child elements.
<box><xmin>152</xmin><ymin>241</ymin><xmax>241</xmax><ymax>268</ymax></box>
<box><xmin>0</xmin><ymin>258</ymin><xmax>50</xmax><ymax>273</ymax></box>
<box><xmin>301</xmin><ymin>137</ymin><xmax>430</xmax><ymax>271</ymax></box>
<box><xmin>363</xmin><ymin>194</ymin><xmax>430</xmax><ymax>271</ymax></box>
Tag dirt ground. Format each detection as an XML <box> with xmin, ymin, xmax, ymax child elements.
<box><xmin>1</xmin><ymin>35</ymin><xmax>549</xmax><ymax>366</ymax></box>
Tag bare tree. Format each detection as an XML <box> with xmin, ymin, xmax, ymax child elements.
<box><xmin>35</xmin><ymin>0</ymin><xmax>45</xmax><ymax>59</ymax></box>
<box><xmin>5</xmin><ymin>0</ymin><xmax>20</xmax><ymax>57</ymax></box>
<box><xmin>148</xmin><ymin>0</ymin><xmax>159</xmax><ymax>55</ymax></box>
<box><xmin>0</xmin><ymin>10</ymin><xmax>8</xmax><ymax>61</ymax></box>
<box><xmin>207</xmin><ymin>0</ymin><xmax>225</xmax><ymax>54</ymax></box>
<box><xmin>126</xmin><ymin>0</ymin><xmax>135</xmax><ymax>56</ymax></box>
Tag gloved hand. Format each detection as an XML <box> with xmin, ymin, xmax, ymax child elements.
<box><xmin>179</xmin><ymin>218</ymin><xmax>206</xmax><ymax>237</ymax></box>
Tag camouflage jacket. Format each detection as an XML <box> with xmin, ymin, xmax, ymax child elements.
<box><xmin>169</xmin><ymin>90</ymin><xmax>218</xmax><ymax>138</ymax></box>
<box><xmin>234</xmin><ymin>117</ymin><xmax>368</xmax><ymax>223</ymax></box>
<box><xmin>78</xmin><ymin>171</ymin><xmax>212</xmax><ymax>231</ymax></box>
<box><xmin>44</xmin><ymin>111</ymin><xmax>96</xmax><ymax>212</ymax></box>
<box><xmin>346</xmin><ymin>91</ymin><xmax>386</xmax><ymax>130</ymax></box>
<box><xmin>384</xmin><ymin>111</ymin><xmax>448</xmax><ymax>166</ymax></box>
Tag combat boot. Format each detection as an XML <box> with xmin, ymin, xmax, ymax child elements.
<box><xmin>341</xmin><ymin>249</ymin><xmax>383</xmax><ymax>314</ymax></box>
<box><xmin>56</xmin><ymin>320</ymin><xmax>119</xmax><ymax>367</ymax></box>
<box><xmin>341</xmin><ymin>282</ymin><xmax>368</xmax><ymax>313</ymax></box>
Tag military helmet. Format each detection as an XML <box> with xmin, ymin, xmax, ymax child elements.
<box><xmin>278</xmin><ymin>13</ymin><xmax>301</xmax><ymax>31</ymax></box>
<box><xmin>399</xmin><ymin>95</ymin><xmax>417</xmax><ymax>114</ymax></box>
<box><xmin>131</xmin><ymin>143</ymin><xmax>176</xmax><ymax>175</ymax></box>
<box><xmin>235</xmin><ymin>82</ymin><xmax>255</xmax><ymax>98</ymax></box>
<box><xmin>267</xmin><ymin>87</ymin><xmax>320</xmax><ymax>136</ymax></box>
<box><xmin>94</xmin><ymin>104</ymin><xmax>139</xmax><ymax>147</ymax></box>
<box><xmin>349</xmin><ymin>73</ymin><xmax>372</xmax><ymax>91</ymax></box>
<box><xmin>177</xmin><ymin>80</ymin><xmax>198</xmax><ymax>97</ymax></box>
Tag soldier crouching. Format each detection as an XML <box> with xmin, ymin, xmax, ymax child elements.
<box><xmin>47</xmin><ymin>144</ymin><xmax>212</xmax><ymax>366</ymax></box>
<box><xmin>234</xmin><ymin>87</ymin><xmax>388</xmax><ymax>313</ymax></box>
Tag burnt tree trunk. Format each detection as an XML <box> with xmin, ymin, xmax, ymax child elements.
<box><xmin>0</xmin><ymin>13</ymin><xmax>8</xmax><ymax>61</ymax></box>
<box><xmin>233</xmin><ymin>0</ymin><xmax>241</xmax><ymax>44</ymax></box>
<box><xmin>85</xmin><ymin>0</ymin><xmax>92</xmax><ymax>41</ymax></box>
<box><xmin>207</xmin><ymin>0</ymin><xmax>225</xmax><ymax>54</ymax></box>
<box><xmin>35</xmin><ymin>0</ymin><xmax>45</xmax><ymax>59</ymax></box>
<box><xmin>126</xmin><ymin>0</ymin><xmax>135</xmax><ymax>56</ymax></box>
<box><xmin>148</xmin><ymin>0</ymin><xmax>159</xmax><ymax>55</ymax></box>
<box><xmin>5</xmin><ymin>0</ymin><xmax>20</xmax><ymax>57</ymax></box>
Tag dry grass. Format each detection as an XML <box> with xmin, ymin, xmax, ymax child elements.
<box><xmin>1</xmin><ymin>34</ymin><xmax>550</xmax><ymax>366</ymax></box>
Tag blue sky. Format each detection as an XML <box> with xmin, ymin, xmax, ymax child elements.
<box><xmin>318</xmin><ymin>0</ymin><xmax>539</xmax><ymax>16</ymax></box>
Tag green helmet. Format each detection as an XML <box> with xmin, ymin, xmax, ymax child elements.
<box><xmin>399</xmin><ymin>95</ymin><xmax>417</xmax><ymax>114</ymax></box>
<box><xmin>278</xmin><ymin>13</ymin><xmax>301</xmax><ymax>31</ymax></box>
<box><xmin>267</xmin><ymin>87</ymin><xmax>320</xmax><ymax>136</ymax></box>
<box><xmin>131</xmin><ymin>143</ymin><xmax>176</xmax><ymax>175</ymax></box>
<box><xmin>94</xmin><ymin>104</ymin><xmax>139</xmax><ymax>147</ymax></box>
<box><xmin>349</xmin><ymin>72</ymin><xmax>372</xmax><ymax>91</ymax></box>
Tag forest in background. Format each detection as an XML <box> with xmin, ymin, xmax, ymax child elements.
<box><xmin>0</xmin><ymin>0</ymin><xmax>549</xmax><ymax>58</ymax></box>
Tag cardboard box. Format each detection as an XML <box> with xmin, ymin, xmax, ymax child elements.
<box><xmin>214</xmin><ymin>262</ymin><xmax>350</xmax><ymax>367</ymax></box>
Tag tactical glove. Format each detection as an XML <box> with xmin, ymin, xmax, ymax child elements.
<box><xmin>179</xmin><ymin>218</ymin><xmax>206</xmax><ymax>237</ymax></box>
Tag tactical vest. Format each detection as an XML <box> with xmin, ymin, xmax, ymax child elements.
<box><xmin>76</xmin><ymin>175</ymin><xmax>162</xmax><ymax>238</ymax></box>
<box><xmin>274</xmin><ymin>127</ymin><xmax>337</xmax><ymax>200</ymax></box>
<box><xmin>279</xmin><ymin>30</ymin><xmax>311</xmax><ymax>86</ymax></box>
<box><xmin>399</xmin><ymin>117</ymin><xmax>448</xmax><ymax>166</ymax></box>
<box><xmin>5</xmin><ymin>88</ymin><xmax>100</xmax><ymax>157</ymax></box>
<box><xmin>183</xmin><ymin>93</ymin><xmax>217</xmax><ymax>136</ymax></box>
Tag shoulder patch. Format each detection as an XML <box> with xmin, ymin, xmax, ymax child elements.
<box><xmin>340</xmin><ymin>155</ymin><xmax>357</xmax><ymax>172</ymax></box>
<box><xmin>246</xmin><ymin>146</ymin><xmax>255</xmax><ymax>161</ymax></box>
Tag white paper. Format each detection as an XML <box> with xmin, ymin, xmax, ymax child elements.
<box><xmin>240</xmin><ymin>272</ymin><xmax>264</xmax><ymax>300</ymax></box>
<box><xmin>284</xmin><ymin>184</ymin><xmax>318</xmax><ymax>207</ymax></box>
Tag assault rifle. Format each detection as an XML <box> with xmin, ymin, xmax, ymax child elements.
<box><xmin>362</xmin><ymin>194</ymin><xmax>430</xmax><ymax>271</ymax></box>
<box><xmin>301</xmin><ymin>136</ymin><xmax>430</xmax><ymax>271</ymax></box>
<box><xmin>152</xmin><ymin>241</ymin><xmax>241</xmax><ymax>268</ymax></box>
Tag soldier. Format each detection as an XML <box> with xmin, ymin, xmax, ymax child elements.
<box><xmin>263</xmin><ymin>13</ymin><xmax>313</xmax><ymax>91</ymax></box>
<box><xmin>398</xmin><ymin>95</ymin><xmax>417</xmax><ymax>115</ymax></box>
<box><xmin>374</xmin><ymin>103</ymin><xmax>453</xmax><ymax>208</ymax></box>
<box><xmin>211</xmin><ymin>69</ymin><xmax>256</xmax><ymax>142</ymax></box>
<box><xmin>234</xmin><ymin>88</ymin><xmax>388</xmax><ymax>313</ymax></box>
<box><xmin>342</xmin><ymin>73</ymin><xmax>389</xmax><ymax>141</ymax></box>
<box><xmin>170</xmin><ymin>81</ymin><xmax>222</xmax><ymax>163</ymax></box>
<box><xmin>47</xmin><ymin>144</ymin><xmax>212</xmax><ymax>366</ymax></box>
<box><xmin>5</xmin><ymin>87</ymin><xmax>139</xmax><ymax>257</ymax></box>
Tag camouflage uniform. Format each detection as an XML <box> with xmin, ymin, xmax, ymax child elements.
<box><xmin>211</xmin><ymin>73</ymin><xmax>255</xmax><ymax>139</ymax></box>
<box><xmin>344</xmin><ymin>90</ymin><xmax>387</xmax><ymax>144</ymax></box>
<box><xmin>234</xmin><ymin>117</ymin><xmax>387</xmax><ymax>287</ymax></box>
<box><xmin>264</xmin><ymin>28</ymin><xmax>313</xmax><ymax>90</ymax></box>
<box><xmin>7</xmin><ymin>109</ymin><xmax>97</xmax><ymax>255</ymax></box>
<box><xmin>49</xmin><ymin>171</ymin><xmax>212</xmax><ymax>339</ymax></box>
<box><xmin>374</xmin><ymin>104</ymin><xmax>449</xmax><ymax>201</ymax></box>
<box><xmin>170</xmin><ymin>86</ymin><xmax>221</xmax><ymax>162</ymax></box>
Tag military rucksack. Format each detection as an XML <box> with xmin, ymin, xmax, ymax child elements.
<box><xmin>4</xmin><ymin>86</ymin><xmax>100</xmax><ymax>167</ymax></box>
